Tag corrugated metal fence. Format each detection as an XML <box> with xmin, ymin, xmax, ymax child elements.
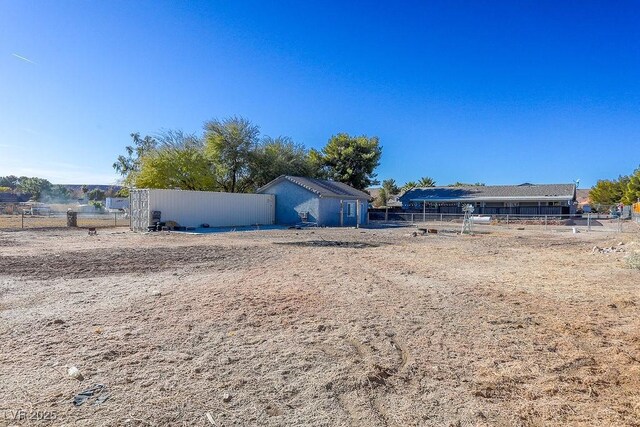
<box><xmin>131</xmin><ymin>189</ymin><xmax>275</xmax><ymax>231</ymax></box>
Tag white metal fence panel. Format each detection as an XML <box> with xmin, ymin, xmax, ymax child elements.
<box><xmin>131</xmin><ymin>189</ymin><xmax>149</xmax><ymax>232</ymax></box>
<box><xmin>132</xmin><ymin>189</ymin><xmax>275</xmax><ymax>231</ymax></box>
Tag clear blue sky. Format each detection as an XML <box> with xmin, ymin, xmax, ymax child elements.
<box><xmin>1</xmin><ymin>1</ymin><xmax>639</xmax><ymax>187</ymax></box>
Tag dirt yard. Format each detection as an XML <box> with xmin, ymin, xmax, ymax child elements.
<box><xmin>1</xmin><ymin>224</ymin><xmax>639</xmax><ymax>426</ymax></box>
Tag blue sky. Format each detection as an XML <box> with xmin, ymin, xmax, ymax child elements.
<box><xmin>1</xmin><ymin>1</ymin><xmax>638</xmax><ymax>187</ymax></box>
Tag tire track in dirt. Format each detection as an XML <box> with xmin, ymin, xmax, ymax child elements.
<box><xmin>0</xmin><ymin>244</ymin><xmax>272</xmax><ymax>279</ymax></box>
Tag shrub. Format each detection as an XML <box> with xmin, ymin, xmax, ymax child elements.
<box><xmin>89</xmin><ymin>200</ymin><xmax>104</xmax><ymax>211</ymax></box>
<box><xmin>626</xmin><ymin>251</ymin><xmax>640</xmax><ymax>270</ymax></box>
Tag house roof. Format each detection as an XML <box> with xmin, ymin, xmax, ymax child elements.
<box><xmin>402</xmin><ymin>183</ymin><xmax>576</xmax><ymax>203</ymax></box>
<box><xmin>0</xmin><ymin>193</ymin><xmax>18</xmax><ymax>203</ymax></box>
<box><xmin>258</xmin><ymin>176</ymin><xmax>371</xmax><ymax>200</ymax></box>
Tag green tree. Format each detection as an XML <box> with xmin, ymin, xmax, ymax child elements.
<box><xmin>590</xmin><ymin>177</ymin><xmax>627</xmax><ymax>206</ymax></box>
<box><xmin>87</xmin><ymin>189</ymin><xmax>106</xmax><ymax>201</ymax></box>
<box><xmin>115</xmin><ymin>187</ymin><xmax>130</xmax><ymax>198</ymax></box>
<box><xmin>382</xmin><ymin>179</ymin><xmax>399</xmax><ymax>195</ymax></box>
<box><xmin>417</xmin><ymin>177</ymin><xmax>436</xmax><ymax>187</ymax></box>
<box><xmin>375</xmin><ymin>187</ymin><xmax>388</xmax><ymax>207</ymax></box>
<box><xmin>135</xmin><ymin>131</ymin><xmax>217</xmax><ymax>191</ymax></box>
<box><xmin>250</xmin><ymin>136</ymin><xmax>313</xmax><ymax>189</ymax></box>
<box><xmin>0</xmin><ymin>186</ymin><xmax>11</xmax><ymax>193</ymax></box>
<box><xmin>374</xmin><ymin>179</ymin><xmax>400</xmax><ymax>207</ymax></box>
<box><xmin>113</xmin><ymin>133</ymin><xmax>158</xmax><ymax>185</ymax></box>
<box><xmin>313</xmin><ymin>133</ymin><xmax>382</xmax><ymax>190</ymax></box>
<box><xmin>204</xmin><ymin>116</ymin><xmax>260</xmax><ymax>193</ymax></box>
<box><xmin>623</xmin><ymin>168</ymin><xmax>640</xmax><ymax>205</ymax></box>
<box><xmin>0</xmin><ymin>175</ymin><xmax>18</xmax><ymax>189</ymax></box>
<box><xmin>400</xmin><ymin>181</ymin><xmax>418</xmax><ymax>192</ymax></box>
<box><xmin>42</xmin><ymin>185</ymin><xmax>72</xmax><ymax>201</ymax></box>
<box><xmin>17</xmin><ymin>177</ymin><xmax>52</xmax><ymax>201</ymax></box>
<box><xmin>307</xmin><ymin>148</ymin><xmax>328</xmax><ymax>179</ymax></box>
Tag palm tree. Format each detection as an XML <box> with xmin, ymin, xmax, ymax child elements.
<box><xmin>417</xmin><ymin>177</ymin><xmax>436</xmax><ymax>187</ymax></box>
<box><xmin>400</xmin><ymin>181</ymin><xmax>418</xmax><ymax>192</ymax></box>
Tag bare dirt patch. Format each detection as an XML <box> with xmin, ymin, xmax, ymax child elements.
<box><xmin>0</xmin><ymin>245</ymin><xmax>270</xmax><ymax>280</ymax></box>
<box><xmin>0</xmin><ymin>226</ymin><xmax>639</xmax><ymax>426</ymax></box>
<box><xmin>274</xmin><ymin>240</ymin><xmax>381</xmax><ymax>248</ymax></box>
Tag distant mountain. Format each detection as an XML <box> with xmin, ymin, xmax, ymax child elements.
<box><xmin>576</xmin><ymin>189</ymin><xmax>591</xmax><ymax>206</ymax></box>
<box><xmin>62</xmin><ymin>184</ymin><xmax>123</xmax><ymax>192</ymax></box>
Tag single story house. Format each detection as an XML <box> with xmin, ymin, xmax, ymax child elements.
<box><xmin>399</xmin><ymin>183</ymin><xmax>577</xmax><ymax>215</ymax></box>
<box><xmin>257</xmin><ymin>175</ymin><xmax>370</xmax><ymax>227</ymax></box>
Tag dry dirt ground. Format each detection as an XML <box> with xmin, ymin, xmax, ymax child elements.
<box><xmin>0</xmin><ymin>224</ymin><xmax>639</xmax><ymax>426</ymax></box>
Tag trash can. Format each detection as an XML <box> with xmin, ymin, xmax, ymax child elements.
<box><xmin>67</xmin><ymin>211</ymin><xmax>78</xmax><ymax>227</ymax></box>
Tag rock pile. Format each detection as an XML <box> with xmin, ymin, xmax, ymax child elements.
<box><xmin>592</xmin><ymin>242</ymin><xmax>626</xmax><ymax>254</ymax></box>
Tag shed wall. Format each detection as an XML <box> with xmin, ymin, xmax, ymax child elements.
<box><xmin>259</xmin><ymin>180</ymin><xmax>320</xmax><ymax>225</ymax></box>
<box><xmin>318</xmin><ymin>198</ymin><xmax>368</xmax><ymax>227</ymax></box>
<box><xmin>131</xmin><ymin>189</ymin><xmax>274</xmax><ymax>231</ymax></box>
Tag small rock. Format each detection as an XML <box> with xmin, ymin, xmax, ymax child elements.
<box><xmin>52</xmin><ymin>319</ymin><xmax>65</xmax><ymax>325</ymax></box>
<box><xmin>67</xmin><ymin>365</ymin><xmax>84</xmax><ymax>381</ymax></box>
<box><xmin>223</xmin><ymin>393</ymin><xmax>232</xmax><ymax>403</ymax></box>
<box><xmin>151</xmin><ymin>291</ymin><xmax>162</xmax><ymax>297</ymax></box>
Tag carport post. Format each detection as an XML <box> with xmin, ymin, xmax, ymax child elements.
<box><xmin>423</xmin><ymin>201</ymin><xmax>426</xmax><ymax>222</ymax></box>
<box><xmin>587</xmin><ymin>213</ymin><xmax>591</xmax><ymax>231</ymax></box>
<box><xmin>340</xmin><ymin>200</ymin><xmax>344</xmax><ymax>227</ymax></box>
<box><xmin>544</xmin><ymin>215</ymin><xmax>548</xmax><ymax>230</ymax></box>
<box><xmin>356</xmin><ymin>200</ymin><xmax>361</xmax><ymax>228</ymax></box>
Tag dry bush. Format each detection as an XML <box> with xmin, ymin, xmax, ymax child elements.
<box><xmin>627</xmin><ymin>251</ymin><xmax>640</xmax><ymax>269</ymax></box>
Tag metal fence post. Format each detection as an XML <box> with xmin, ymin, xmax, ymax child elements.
<box><xmin>115</xmin><ymin>212</ymin><xmax>117</xmax><ymax>227</ymax></box>
<box><xmin>587</xmin><ymin>213</ymin><xmax>591</xmax><ymax>231</ymax></box>
<box><xmin>21</xmin><ymin>210</ymin><xmax>24</xmax><ymax>229</ymax></box>
<box><xmin>506</xmin><ymin>214</ymin><xmax>509</xmax><ymax>225</ymax></box>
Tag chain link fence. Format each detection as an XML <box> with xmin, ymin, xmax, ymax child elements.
<box><xmin>368</xmin><ymin>211</ymin><xmax>634</xmax><ymax>233</ymax></box>
<box><xmin>0</xmin><ymin>208</ymin><xmax>129</xmax><ymax>230</ymax></box>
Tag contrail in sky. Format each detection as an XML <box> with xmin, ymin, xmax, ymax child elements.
<box><xmin>12</xmin><ymin>53</ymin><xmax>36</xmax><ymax>64</ymax></box>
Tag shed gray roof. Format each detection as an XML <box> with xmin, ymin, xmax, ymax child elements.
<box><xmin>402</xmin><ymin>183</ymin><xmax>576</xmax><ymax>202</ymax></box>
<box><xmin>258</xmin><ymin>176</ymin><xmax>371</xmax><ymax>200</ymax></box>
